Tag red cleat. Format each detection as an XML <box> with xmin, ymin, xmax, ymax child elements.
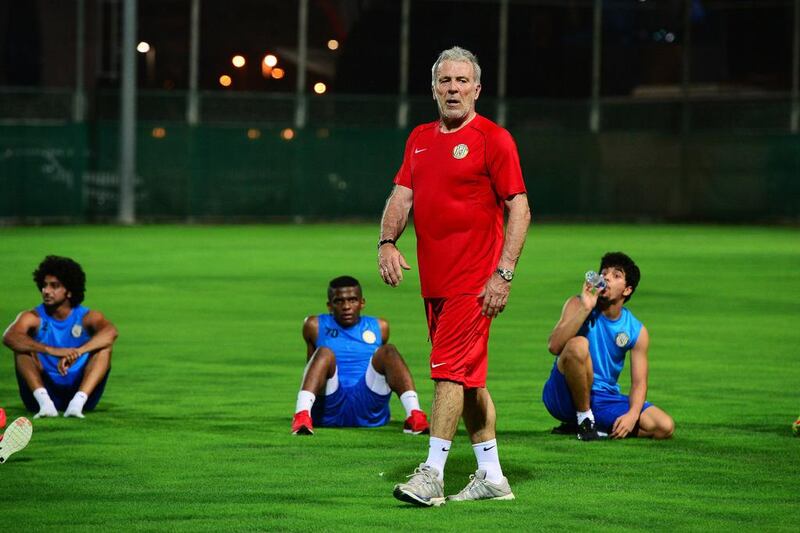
<box><xmin>0</xmin><ymin>408</ymin><xmax>6</xmax><ymax>429</ymax></box>
<box><xmin>291</xmin><ymin>410</ymin><xmax>314</xmax><ymax>435</ymax></box>
<box><xmin>404</xmin><ymin>409</ymin><xmax>430</xmax><ymax>435</ymax></box>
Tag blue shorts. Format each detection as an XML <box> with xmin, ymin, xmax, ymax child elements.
<box><xmin>311</xmin><ymin>375</ymin><xmax>391</xmax><ymax>428</ymax></box>
<box><xmin>17</xmin><ymin>368</ymin><xmax>110</xmax><ymax>413</ymax></box>
<box><xmin>542</xmin><ymin>364</ymin><xmax>651</xmax><ymax>433</ymax></box>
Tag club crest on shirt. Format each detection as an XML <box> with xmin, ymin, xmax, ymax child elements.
<box><xmin>615</xmin><ymin>332</ymin><xmax>629</xmax><ymax>348</ymax></box>
<box><xmin>452</xmin><ymin>143</ymin><xmax>469</xmax><ymax>160</ymax></box>
<box><xmin>362</xmin><ymin>330</ymin><xmax>377</xmax><ymax>344</ymax></box>
<box><xmin>71</xmin><ymin>324</ymin><xmax>83</xmax><ymax>338</ymax></box>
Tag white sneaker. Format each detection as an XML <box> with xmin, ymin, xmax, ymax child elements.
<box><xmin>33</xmin><ymin>403</ymin><xmax>58</xmax><ymax>419</ymax></box>
<box><xmin>0</xmin><ymin>417</ymin><xmax>33</xmax><ymax>464</ymax></box>
<box><xmin>447</xmin><ymin>470</ymin><xmax>515</xmax><ymax>501</ymax></box>
<box><xmin>393</xmin><ymin>463</ymin><xmax>446</xmax><ymax>507</ymax></box>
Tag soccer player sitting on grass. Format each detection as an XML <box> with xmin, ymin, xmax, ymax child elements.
<box><xmin>3</xmin><ymin>256</ymin><xmax>118</xmax><ymax>419</ymax></box>
<box><xmin>291</xmin><ymin>276</ymin><xmax>430</xmax><ymax>436</ymax></box>
<box><xmin>542</xmin><ymin>252</ymin><xmax>674</xmax><ymax>440</ymax></box>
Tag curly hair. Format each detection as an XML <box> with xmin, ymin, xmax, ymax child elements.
<box><xmin>33</xmin><ymin>255</ymin><xmax>86</xmax><ymax>306</ymax></box>
<box><xmin>327</xmin><ymin>275</ymin><xmax>361</xmax><ymax>302</ymax></box>
<box><xmin>600</xmin><ymin>252</ymin><xmax>640</xmax><ymax>303</ymax></box>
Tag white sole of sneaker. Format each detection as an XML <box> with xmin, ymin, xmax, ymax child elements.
<box><xmin>447</xmin><ymin>492</ymin><xmax>516</xmax><ymax>502</ymax></box>
<box><xmin>393</xmin><ymin>487</ymin><xmax>446</xmax><ymax>507</ymax></box>
<box><xmin>0</xmin><ymin>417</ymin><xmax>33</xmax><ymax>464</ymax></box>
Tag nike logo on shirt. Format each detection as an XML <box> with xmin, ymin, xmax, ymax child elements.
<box><xmin>414</xmin><ymin>148</ymin><xmax>428</xmax><ymax>154</ymax></box>
<box><xmin>431</xmin><ymin>362</ymin><xmax>446</xmax><ymax>368</ymax></box>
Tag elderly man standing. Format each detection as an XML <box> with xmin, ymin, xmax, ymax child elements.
<box><xmin>378</xmin><ymin>46</ymin><xmax>531</xmax><ymax>506</ymax></box>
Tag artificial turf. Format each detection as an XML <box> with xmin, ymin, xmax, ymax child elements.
<box><xmin>0</xmin><ymin>224</ymin><xmax>797</xmax><ymax>531</ymax></box>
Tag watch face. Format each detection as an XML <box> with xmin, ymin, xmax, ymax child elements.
<box><xmin>497</xmin><ymin>269</ymin><xmax>513</xmax><ymax>281</ymax></box>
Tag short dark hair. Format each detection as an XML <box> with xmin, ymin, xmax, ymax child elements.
<box><xmin>600</xmin><ymin>252</ymin><xmax>640</xmax><ymax>302</ymax></box>
<box><xmin>33</xmin><ymin>255</ymin><xmax>86</xmax><ymax>306</ymax></box>
<box><xmin>327</xmin><ymin>275</ymin><xmax>361</xmax><ymax>302</ymax></box>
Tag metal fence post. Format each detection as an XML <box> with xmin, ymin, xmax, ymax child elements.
<box><xmin>295</xmin><ymin>0</ymin><xmax>308</xmax><ymax>129</ymax></box>
<box><xmin>119</xmin><ymin>0</ymin><xmax>137</xmax><ymax>225</ymax></box>
<box><xmin>589</xmin><ymin>0</ymin><xmax>602</xmax><ymax>133</ymax></box>
<box><xmin>497</xmin><ymin>0</ymin><xmax>508</xmax><ymax>127</ymax></box>
<box><xmin>397</xmin><ymin>0</ymin><xmax>410</xmax><ymax>129</ymax></box>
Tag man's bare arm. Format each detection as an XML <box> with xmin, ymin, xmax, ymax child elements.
<box><xmin>611</xmin><ymin>326</ymin><xmax>649</xmax><ymax>438</ymax></box>
<box><xmin>378</xmin><ymin>185</ymin><xmax>414</xmax><ymax>287</ymax></box>
<box><xmin>497</xmin><ymin>193</ymin><xmax>531</xmax><ymax>271</ymax></box>
<box><xmin>302</xmin><ymin>316</ymin><xmax>319</xmax><ymax>361</ymax></box>
<box><xmin>480</xmin><ymin>193</ymin><xmax>531</xmax><ymax>317</ymax></box>
<box><xmin>79</xmin><ymin>310</ymin><xmax>118</xmax><ymax>356</ymax></box>
<box><xmin>3</xmin><ymin>311</ymin><xmax>49</xmax><ymax>354</ymax></box>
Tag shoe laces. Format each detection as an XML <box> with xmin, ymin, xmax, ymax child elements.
<box><xmin>406</xmin><ymin>466</ymin><xmax>437</xmax><ymax>487</ymax></box>
<box><xmin>455</xmin><ymin>474</ymin><xmax>483</xmax><ymax>496</ymax></box>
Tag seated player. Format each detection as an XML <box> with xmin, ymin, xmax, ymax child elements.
<box><xmin>542</xmin><ymin>252</ymin><xmax>674</xmax><ymax>440</ymax></box>
<box><xmin>3</xmin><ymin>256</ymin><xmax>118</xmax><ymax>419</ymax></box>
<box><xmin>291</xmin><ymin>275</ymin><xmax>430</xmax><ymax>436</ymax></box>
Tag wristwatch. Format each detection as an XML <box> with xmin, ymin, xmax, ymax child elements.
<box><xmin>495</xmin><ymin>268</ymin><xmax>514</xmax><ymax>282</ymax></box>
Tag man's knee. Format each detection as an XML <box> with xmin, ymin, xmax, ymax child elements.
<box><xmin>374</xmin><ymin>343</ymin><xmax>401</xmax><ymax>360</ymax></box>
<box><xmin>642</xmin><ymin>408</ymin><xmax>675</xmax><ymax>439</ymax></box>
<box><xmin>372</xmin><ymin>344</ymin><xmax>404</xmax><ymax>372</ymax></box>
<box><xmin>89</xmin><ymin>347</ymin><xmax>113</xmax><ymax>368</ymax></box>
<box><xmin>654</xmin><ymin>414</ymin><xmax>675</xmax><ymax>440</ymax></box>
<box><xmin>311</xmin><ymin>347</ymin><xmax>336</xmax><ymax>363</ymax></box>
<box><xmin>14</xmin><ymin>352</ymin><xmax>43</xmax><ymax>373</ymax></box>
<box><xmin>559</xmin><ymin>337</ymin><xmax>590</xmax><ymax>366</ymax></box>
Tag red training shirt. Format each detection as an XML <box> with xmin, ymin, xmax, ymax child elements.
<box><xmin>394</xmin><ymin>114</ymin><xmax>527</xmax><ymax>298</ymax></box>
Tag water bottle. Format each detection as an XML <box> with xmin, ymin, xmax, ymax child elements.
<box><xmin>585</xmin><ymin>270</ymin><xmax>607</xmax><ymax>291</ymax></box>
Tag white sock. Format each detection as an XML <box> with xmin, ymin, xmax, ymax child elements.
<box><xmin>33</xmin><ymin>387</ymin><xmax>52</xmax><ymax>408</ymax></box>
<box><xmin>399</xmin><ymin>391</ymin><xmax>421</xmax><ymax>417</ymax></box>
<box><xmin>473</xmin><ymin>439</ymin><xmax>504</xmax><ymax>483</ymax></box>
<box><xmin>425</xmin><ymin>437</ymin><xmax>451</xmax><ymax>481</ymax></box>
<box><xmin>577</xmin><ymin>409</ymin><xmax>594</xmax><ymax>425</ymax></box>
<box><xmin>33</xmin><ymin>387</ymin><xmax>57</xmax><ymax>417</ymax></box>
<box><xmin>64</xmin><ymin>391</ymin><xmax>88</xmax><ymax>418</ymax></box>
<box><xmin>295</xmin><ymin>390</ymin><xmax>316</xmax><ymax>414</ymax></box>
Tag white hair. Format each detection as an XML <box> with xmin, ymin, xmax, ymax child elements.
<box><xmin>431</xmin><ymin>46</ymin><xmax>481</xmax><ymax>86</ymax></box>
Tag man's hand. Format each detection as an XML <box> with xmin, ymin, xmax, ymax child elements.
<box><xmin>479</xmin><ymin>273</ymin><xmax>510</xmax><ymax>318</ymax></box>
<box><xmin>57</xmin><ymin>357</ymin><xmax>72</xmax><ymax>376</ymax></box>
<box><xmin>378</xmin><ymin>244</ymin><xmax>411</xmax><ymax>287</ymax></box>
<box><xmin>579</xmin><ymin>280</ymin><xmax>600</xmax><ymax>312</ymax></box>
<box><xmin>611</xmin><ymin>411</ymin><xmax>639</xmax><ymax>439</ymax></box>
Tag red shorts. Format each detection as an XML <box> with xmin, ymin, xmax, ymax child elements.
<box><xmin>424</xmin><ymin>294</ymin><xmax>493</xmax><ymax>388</ymax></box>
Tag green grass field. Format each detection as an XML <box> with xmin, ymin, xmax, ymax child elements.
<box><xmin>0</xmin><ymin>224</ymin><xmax>798</xmax><ymax>531</ymax></box>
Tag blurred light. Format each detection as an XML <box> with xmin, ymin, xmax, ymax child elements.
<box><xmin>137</xmin><ymin>41</ymin><xmax>150</xmax><ymax>53</ymax></box>
<box><xmin>665</xmin><ymin>32</ymin><xmax>676</xmax><ymax>43</ymax></box>
<box><xmin>232</xmin><ymin>55</ymin><xmax>246</xmax><ymax>68</ymax></box>
<box><xmin>281</xmin><ymin>128</ymin><xmax>295</xmax><ymax>141</ymax></box>
<box><xmin>316</xmin><ymin>128</ymin><xmax>330</xmax><ymax>139</ymax></box>
<box><xmin>151</xmin><ymin>127</ymin><xmax>166</xmax><ymax>139</ymax></box>
<box><xmin>219</xmin><ymin>75</ymin><xmax>232</xmax><ymax>87</ymax></box>
<box><xmin>247</xmin><ymin>128</ymin><xmax>261</xmax><ymax>140</ymax></box>
<box><xmin>271</xmin><ymin>68</ymin><xmax>285</xmax><ymax>79</ymax></box>
<box><xmin>327</xmin><ymin>39</ymin><xmax>339</xmax><ymax>51</ymax></box>
<box><xmin>264</xmin><ymin>54</ymin><xmax>278</xmax><ymax>67</ymax></box>
<box><xmin>313</xmin><ymin>82</ymin><xmax>327</xmax><ymax>94</ymax></box>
